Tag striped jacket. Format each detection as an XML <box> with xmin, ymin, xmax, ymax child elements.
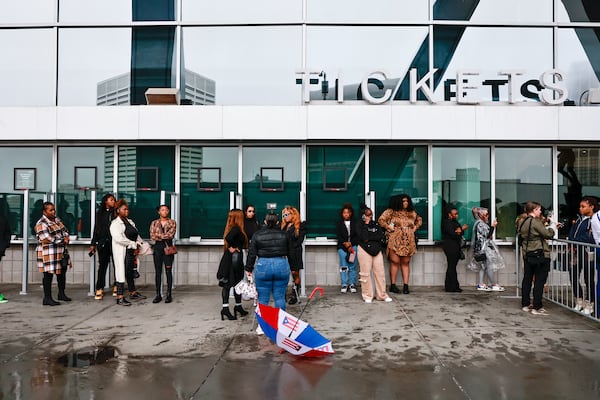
<box><xmin>35</xmin><ymin>215</ymin><xmax>69</xmax><ymax>273</ymax></box>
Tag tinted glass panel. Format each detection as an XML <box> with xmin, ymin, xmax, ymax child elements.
<box><xmin>370</xmin><ymin>146</ymin><xmax>428</xmax><ymax>239</ymax></box>
<box><xmin>242</xmin><ymin>147</ymin><xmax>301</xmax><ymax>221</ymax></box>
<box><xmin>495</xmin><ymin>147</ymin><xmax>552</xmax><ymax>240</ymax></box>
<box><xmin>0</xmin><ymin>29</ymin><xmax>56</xmax><ymax>106</ymax></box>
<box><xmin>180</xmin><ymin>146</ymin><xmax>238</xmax><ymax>239</ymax></box>
<box><xmin>58</xmin><ymin>28</ymin><xmax>132</xmax><ymax>106</ymax></box>
<box><xmin>307</xmin><ymin>146</ymin><xmax>365</xmax><ymax>238</ymax></box>
<box><xmin>433</xmin><ymin>0</ymin><xmax>552</xmax><ymax>22</ymax></box>
<box><xmin>117</xmin><ymin>146</ymin><xmax>175</xmax><ymax>238</ymax></box>
<box><xmin>432</xmin><ymin>147</ymin><xmax>490</xmax><ymax>241</ymax></box>
<box><xmin>557</xmin><ymin>0</ymin><xmax>600</xmax><ymax>22</ymax></box>
<box><xmin>557</xmin><ymin>28</ymin><xmax>600</xmax><ymax>104</ymax></box>
<box><xmin>181</xmin><ymin>27</ymin><xmax>302</xmax><ymax>105</ymax></box>
<box><xmin>557</xmin><ymin>147</ymin><xmax>600</xmax><ymax>238</ymax></box>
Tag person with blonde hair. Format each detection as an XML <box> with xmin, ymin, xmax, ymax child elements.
<box><xmin>281</xmin><ymin>205</ymin><xmax>307</xmax><ymax>305</ymax></box>
<box><xmin>216</xmin><ymin>209</ymin><xmax>248</xmax><ymax>320</ymax></box>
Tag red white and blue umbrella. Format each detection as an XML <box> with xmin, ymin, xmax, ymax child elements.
<box><xmin>255</xmin><ymin>288</ymin><xmax>334</xmax><ymax>357</ymax></box>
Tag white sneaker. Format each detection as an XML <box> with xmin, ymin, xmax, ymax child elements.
<box><xmin>491</xmin><ymin>284</ymin><xmax>505</xmax><ymax>292</ymax></box>
<box><xmin>522</xmin><ymin>306</ymin><xmax>532</xmax><ymax>312</ymax></box>
<box><xmin>477</xmin><ymin>284</ymin><xmax>489</xmax><ymax>291</ymax></box>
<box><xmin>349</xmin><ymin>284</ymin><xmax>357</xmax><ymax>293</ymax></box>
<box><xmin>364</xmin><ymin>298</ymin><xmax>372</xmax><ymax>304</ymax></box>
<box><xmin>531</xmin><ymin>308</ymin><xmax>549</xmax><ymax>316</ymax></box>
<box><xmin>256</xmin><ymin>325</ymin><xmax>264</xmax><ymax>335</ymax></box>
<box><xmin>384</xmin><ymin>297</ymin><xmax>393</xmax><ymax>302</ymax></box>
<box><xmin>340</xmin><ymin>285</ymin><xmax>348</xmax><ymax>293</ymax></box>
<box><xmin>574</xmin><ymin>298</ymin><xmax>584</xmax><ymax>312</ymax></box>
<box><xmin>583</xmin><ymin>301</ymin><xmax>594</xmax><ymax>316</ymax></box>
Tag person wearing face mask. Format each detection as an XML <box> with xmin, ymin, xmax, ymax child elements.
<box><xmin>35</xmin><ymin>202</ymin><xmax>71</xmax><ymax>306</ymax></box>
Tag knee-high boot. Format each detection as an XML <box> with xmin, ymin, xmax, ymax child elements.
<box><xmin>42</xmin><ymin>272</ymin><xmax>60</xmax><ymax>306</ymax></box>
<box><xmin>165</xmin><ymin>268</ymin><xmax>173</xmax><ymax>303</ymax></box>
<box><xmin>57</xmin><ymin>272</ymin><xmax>71</xmax><ymax>301</ymax></box>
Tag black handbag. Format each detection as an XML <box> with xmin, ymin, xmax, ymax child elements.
<box><xmin>526</xmin><ymin>249</ymin><xmax>545</xmax><ymax>265</ymax></box>
<box><xmin>474</xmin><ymin>252</ymin><xmax>486</xmax><ymax>262</ymax></box>
<box><xmin>60</xmin><ymin>248</ymin><xmax>70</xmax><ymax>269</ymax></box>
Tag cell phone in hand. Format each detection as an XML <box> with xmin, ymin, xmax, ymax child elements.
<box><xmin>88</xmin><ymin>251</ymin><xmax>95</xmax><ymax>257</ymax></box>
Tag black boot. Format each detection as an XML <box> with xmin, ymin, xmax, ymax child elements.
<box><xmin>152</xmin><ymin>293</ymin><xmax>163</xmax><ymax>303</ymax></box>
<box><xmin>389</xmin><ymin>284</ymin><xmax>400</xmax><ymax>293</ymax></box>
<box><xmin>57</xmin><ymin>273</ymin><xmax>71</xmax><ymax>301</ymax></box>
<box><xmin>42</xmin><ymin>272</ymin><xmax>60</xmax><ymax>306</ymax></box>
<box><xmin>153</xmin><ymin>268</ymin><xmax>162</xmax><ymax>303</ymax></box>
<box><xmin>234</xmin><ymin>304</ymin><xmax>248</xmax><ymax>317</ymax></box>
<box><xmin>288</xmin><ymin>284</ymin><xmax>298</xmax><ymax>305</ymax></box>
<box><xmin>403</xmin><ymin>284</ymin><xmax>410</xmax><ymax>294</ymax></box>
<box><xmin>164</xmin><ymin>268</ymin><xmax>173</xmax><ymax>303</ymax></box>
<box><xmin>221</xmin><ymin>307</ymin><xmax>236</xmax><ymax>320</ymax></box>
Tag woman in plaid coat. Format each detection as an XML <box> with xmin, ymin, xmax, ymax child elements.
<box><xmin>35</xmin><ymin>201</ymin><xmax>70</xmax><ymax>306</ymax></box>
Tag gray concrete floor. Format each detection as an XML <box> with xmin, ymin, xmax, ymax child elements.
<box><xmin>0</xmin><ymin>283</ymin><xmax>599</xmax><ymax>400</ymax></box>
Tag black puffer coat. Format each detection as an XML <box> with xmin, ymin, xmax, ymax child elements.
<box><xmin>245</xmin><ymin>226</ymin><xmax>291</xmax><ymax>272</ymax></box>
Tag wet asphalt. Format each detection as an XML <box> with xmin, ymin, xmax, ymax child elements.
<box><xmin>0</xmin><ymin>284</ymin><xmax>599</xmax><ymax>400</ymax></box>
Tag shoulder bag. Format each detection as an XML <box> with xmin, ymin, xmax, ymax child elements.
<box><xmin>160</xmin><ymin>222</ymin><xmax>177</xmax><ymax>255</ymax></box>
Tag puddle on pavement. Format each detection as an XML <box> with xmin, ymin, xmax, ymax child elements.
<box><xmin>56</xmin><ymin>346</ymin><xmax>118</xmax><ymax>368</ymax></box>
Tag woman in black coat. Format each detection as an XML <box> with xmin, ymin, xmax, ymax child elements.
<box><xmin>281</xmin><ymin>206</ymin><xmax>307</xmax><ymax>305</ymax></box>
<box><xmin>217</xmin><ymin>209</ymin><xmax>248</xmax><ymax>320</ymax></box>
<box><xmin>441</xmin><ymin>206</ymin><xmax>468</xmax><ymax>292</ymax></box>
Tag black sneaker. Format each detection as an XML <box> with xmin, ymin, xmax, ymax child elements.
<box><xmin>129</xmin><ymin>292</ymin><xmax>147</xmax><ymax>300</ymax></box>
<box><xmin>116</xmin><ymin>297</ymin><xmax>131</xmax><ymax>306</ymax></box>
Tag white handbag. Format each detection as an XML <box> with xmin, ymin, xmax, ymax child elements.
<box><xmin>234</xmin><ymin>276</ymin><xmax>257</xmax><ymax>300</ymax></box>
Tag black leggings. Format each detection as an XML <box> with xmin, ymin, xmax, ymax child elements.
<box><xmin>153</xmin><ymin>243</ymin><xmax>174</xmax><ymax>294</ymax></box>
<box><xmin>125</xmin><ymin>249</ymin><xmax>136</xmax><ymax>292</ymax></box>
<box><xmin>222</xmin><ymin>283</ymin><xmax>242</xmax><ymax>305</ymax></box>
<box><xmin>95</xmin><ymin>244</ymin><xmax>113</xmax><ymax>290</ymax></box>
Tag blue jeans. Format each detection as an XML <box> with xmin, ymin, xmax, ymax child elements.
<box><xmin>253</xmin><ymin>257</ymin><xmax>290</xmax><ymax>311</ymax></box>
<box><xmin>338</xmin><ymin>246</ymin><xmax>358</xmax><ymax>286</ymax></box>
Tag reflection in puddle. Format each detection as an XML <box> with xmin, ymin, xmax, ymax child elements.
<box><xmin>56</xmin><ymin>346</ymin><xmax>117</xmax><ymax>368</ymax></box>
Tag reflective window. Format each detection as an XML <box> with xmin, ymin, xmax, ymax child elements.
<box><xmin>370</xmin><ymin>146</ymin><xmax>428</xmax><ymax>239</ymax></box>
<box><xmin>557</xmin><ymin>28</ymin><xmax>600</xmax><ymax>104</ymax></box>
<box><xmin>57</xmin><ymin>146</ymin><xmax>115</xmax><ymax>238</ymax></box>
<box><xmin>307</xmin><ymin>146</ymin><xmax>365</xmax><ymax>238</ymax></box>
<box><xmin>557</xmin><ymin>0</ymin><xmax>600</xmax><ymax>22</ymax></box>
<box><xmin>0</xmin><ymin>29</ymin><xmax>56</xmax><ymax>106</ymax></box>
<box><xmin>59</xmin><ymin>0</ymin><xmax>132</xmax><ymax>23</ymax></box>
<box><xmin>117</xmin><ymin>146</ymin><xmax>175</xmax><ymax>238</ymax></box>
<box><xmin>58</xmin><ymin>28</ymin><xmax>132</xmax><ymax>106</ymax></box>
<box><xmin>242</xmin><ymin>147</ymin><xmax>301</xmax><ymax>221</ymax></box>
<box><xmin>557</xmin><ymin>147</ymin><xmax>600</xmax><ymax>238</ymax></box>
<box><xmin>495</xmin><ymin>147</ymin><xmax>552</xmax><ymax>240</ymax></box>
<box><xmin>0</xmin><ymin>193</ymin><xmax>24</xmax><ymax>237</ymax></box>
<box><xmin>432</xmin><ymin>147</ymin><xmax>490</xmax><ymax>241</ymax></box>
<box><xmin>0</xmin><ymin>147</ymin><xmax>52</xmax><ymax>193</ymax></box>
<box><xmin>182</xmin><ymin>0</ymin><xmax>301</xmax><ymax>23</ymax></box>
<box><xmin>432</xmin><ymin>27</ymin><xmax>553</xmax><ymax>103</ymax></box>
<box><xmin>180</xmin><ymin>146</ymin><xmax>238</xmax><ymax>239</ymax></box>
<box><xmin>181</xmin><ymin>27</ymin><xmax>302</xmax><ymax>105</ymax></box>
<box><xmin>306</xmin><ymin>0</ymin><xmax>428</xmax><ymax>23</ymax></box>
<box><xmin>0</xmin><ymin>1</ymin><xmax>55</xmax><ymax>24</ymax></box>
<box><xmin>433</xmin><ymin>0</ymin><xmax>552</xmax><ymax>22</ymax></box>
<box><xmin>306</xmin><ymin>26</ymin><xmax>428</xmax><ymax>101</ymax></box>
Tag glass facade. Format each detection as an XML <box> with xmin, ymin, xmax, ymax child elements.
<box><xmin>2</xmin><ymin>1</ymin><xmax>600</xmax><ymax>106</ymax></box>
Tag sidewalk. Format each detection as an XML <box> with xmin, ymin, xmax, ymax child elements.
<box><xmin>0</xmin><ymin>284</ymin><xmax>599</xmax><ymax>399</ymax></box>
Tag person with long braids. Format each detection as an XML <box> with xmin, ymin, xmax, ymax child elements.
<box><xmin>281</xmin><ymin>205</ymin><xmax>307</xmax><ymax>305</ymax></box>
<box><xmin>378</xmin><ymin>194</ymin><xmax>422</xmax><ymax>294</ymax></box>
<box><xmin>35</xmin><ymin>202</ymin><xmax>71</xmax><ymax>306</ymax></box>
<box><xmin>110</xmin><ymin>199</ymin><xmax>147</xmax><ymax>306</ymax></box>
<box><xmin>90</xmin><ymin>194</ymin><xmax>116</xmax><ymax>300</ymax></box>
<box><xmin>216</xmin><ymin>209</ymin><xmax>248</xmax><ymax>320</ymax></box>
<box><xmin>149</xmin><ymin>204</ymin><xmax>177</xmax><ymax>304</ymax></box>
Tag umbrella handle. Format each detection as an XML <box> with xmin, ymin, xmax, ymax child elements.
<box><xmin>308</xmin><ymin>287</ymin><xmax>324</xmax><ymax>300</ymax></box>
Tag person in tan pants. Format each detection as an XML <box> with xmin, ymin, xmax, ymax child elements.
<box><xmin>357</xmin><ymin>205</ymin><xmax>392</xmax><ymax>303</ymax></box>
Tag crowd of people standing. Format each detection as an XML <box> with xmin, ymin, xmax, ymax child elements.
<box><xmin>2</xmin><ymin>190</ymin><xmax>593</xmax><ymax>320</ymax></box>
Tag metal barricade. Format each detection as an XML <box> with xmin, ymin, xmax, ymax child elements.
<box><xmin>543</xmin><ymin>239</ymin><xmax>599</xmax><ymax>321</ymax></box>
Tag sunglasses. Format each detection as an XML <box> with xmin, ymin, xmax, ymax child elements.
<box><xmin>247</xmin><ymin>210</ymin><xmax>255</xmax><ymax>213</ymax></box>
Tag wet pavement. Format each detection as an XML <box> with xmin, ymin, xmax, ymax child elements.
<box><xmin>0</xmin><ymin>284</ymin><xmax>599</xmax><ymax>399</ymax></box>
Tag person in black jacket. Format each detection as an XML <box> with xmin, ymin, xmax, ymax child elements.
<box><xmin>0</xmin><ymin>210</ymin><xmax>11</xmax><ymax>303</ymax></box>
<box><xmin>441</xmin><ymin>206</ymin><xmax>469</xmax><ymax>293</ymax></box>
<box><xmin>336</xmin><ymin>203</ymin><xmax>359</xmax><ymax>293</ymax></box>
<box><xmin>246</xmin><ymin>212</ymin><xmax>292</xmax><ymax>311</ymax></box>
<box><xmin>89</xmin><ymin>194</ymin><xmax>116</xmax><ymax>300</ymax></box>
<box><xmin>217</xmin><ymin>209</ymin><xmax>248</xmax><ymax>320</ymax></box>
<box><xmin>281</xmin><ymin>205</ymin><xmax>306</xmax><ymax>305</ymax></box>
<box><xmin>243</xmin><ymin>204</ymin><xmax>260</xmax><ymax>242</ymax></box>
<box><xmin>357</xmin><ymin>205</ymin><xmax>392</xmax><ymax>303</ymax></box>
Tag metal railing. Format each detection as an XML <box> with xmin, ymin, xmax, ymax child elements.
<box><xmin>516</xmin><ymin>238</ymin><xmax>599</xmax><ymax>322</ymax></box>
